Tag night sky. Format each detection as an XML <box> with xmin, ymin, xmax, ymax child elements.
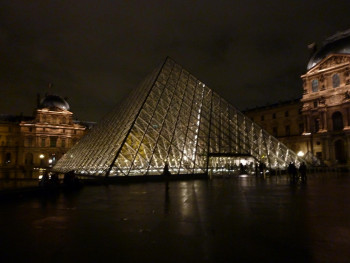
<box><xmin>1</xmin><ymin>1</ymin><xmax>350</xmax><ymax>122</ymax></box>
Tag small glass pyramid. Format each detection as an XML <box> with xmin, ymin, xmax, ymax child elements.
<box><xmin>54</xmin><ymin>57</ymin><xmax>302</xmax><ymax>176</ymax></box>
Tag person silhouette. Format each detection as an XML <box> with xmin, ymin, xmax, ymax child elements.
<box><xmin>163</xmin><ymin>162</ymin><xmax>171</xmax><ymax>191</ymax></box>
<box><xmin>299</xmin><ymin>162</ymin><xmax>307</xmax><ymax>182</ymax></box>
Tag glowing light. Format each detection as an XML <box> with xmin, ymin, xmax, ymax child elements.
<box><xmin>240</xmin><ymin>159</ymin><xmax>247</xmax><ymax>165</ymax></box>
<box><xmin>39</xmin><ymin>154</ymin><xmax>45</xmax><ymax>159</ymax></box>
<box><xmin>297</xmin><ymin>151</ymin><xmax>305</xmax><ymax>157</ymax></box>
<box><xmin>53</xmin><ymin>58</ymin><xmax>302</xmax><ymax>176</ymax></box>
<box><xmin>48</xmin><ymin>159</ymin><xmax>53</xmax><ymax>164</ymax></box>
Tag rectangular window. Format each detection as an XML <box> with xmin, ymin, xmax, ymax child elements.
<box><xmin>313</xmin><ymin>101</ymin><xmax>318</xmax><ymax>108</ymax></box>
<box><xmin>285</xmin><ymin>111</ymin><xmax>289</xmax><ymax>117</ymax></box>
<box><xmin>272</xmin><ymin>113</ymin><xmax>276</xmax><ymax>119</ymax></box>
<box><xmin>50</xmin><ymin>137</ymin><xmax>57</xmax><ymax>147</ymax></box>
<box><xmin>299</xmin><ymin>123</ymin><xmax>304</xmax><ymax>134</ymax></box>
<box><xmin>273</xmin><ymin>127</ymin><xmax>278</xmax><ymax>137</ymax></box>
<box><xmin>261</xmin><ymin>115</ymin><xmax>264</xmax><ymax>121</ymax></box>
<box><xmin>285</xmin><ymin>125</ymin><xmax>290</xmax><ymax>136</ymax></box>
<box><xmin>27</xmin><ymin>137</ymin><xmax>33</xmax><ymax>147</ymax></box>
<box><xmin>314</xmin><ymin>119</ymin><xmax>320</xmax><ymax>133</ymax></box>
<box><xmin>62</xmin><ymin>139</ymin><xmax>66</xmax><ymax>148</ymax></box>
<box><xmin>41</xmin><ymin>138</ymin><xmax>46</xmax><ymax>147</ymax></box>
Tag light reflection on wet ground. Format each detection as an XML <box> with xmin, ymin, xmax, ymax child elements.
<box><xmin>1</xmin><ymin>173</ymin><xmax>350</xmax><ymax>262</ymax></box>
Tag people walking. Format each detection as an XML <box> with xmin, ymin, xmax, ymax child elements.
<box><xmin>299</xmin><ymin>162</ymin><xmax>307</xmax><ymax>182</ymax></box>
<box><xmin>288</xmin><ymin>162</ymin><xmax>298</xmax><ymax>181</ymax></box>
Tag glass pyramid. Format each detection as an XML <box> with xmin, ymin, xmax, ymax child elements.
<box><xmin>54</xmin><ymin>57</ymin><xmax>302</xmax><ymax>176</ymax></box>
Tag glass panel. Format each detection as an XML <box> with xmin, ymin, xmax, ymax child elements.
<box><xmin>54</xmin><ymin>58</ymin><xmax>303</xmax><ymax>176</ymax></box>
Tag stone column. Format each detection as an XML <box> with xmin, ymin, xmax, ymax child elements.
<box><xmin>323</xmin><ymin>110</ymin><xmax>328</xmax><ymax>131</ymax></box>
<box><xmin>347</xmin><ymin>135</ymin><xmax>350</xmax><ymax>165</ymax></box>
<box><xmin>319</xmin><ymin>112</ymin><xmax>324</xmax><ymax>130</ymax></box>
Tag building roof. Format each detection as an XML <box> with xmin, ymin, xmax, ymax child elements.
<box><xmin>243</xmin><ymin>98</ymin><xmax>302</xmax><ymax>113</ymax></box>
<box><xmin>0</xmin><ymin>114</ymin><xmax>34</xmax><ymax>123</ymax></box>
<box><xmin>39</xmin><ymin>95</ymin><xmax>70</xmax><ymax>111</ymax></box>
<box><xmin>307</xmin><ymin>29</ymin><xmax>350</xmax><ymax>70</ymax></box>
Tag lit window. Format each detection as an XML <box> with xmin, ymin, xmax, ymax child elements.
<box><xmin>312</xmin><ymin>79</ymin><xmax>319</xmax><ymax>92</ymax></box>
<box><xmin>333</xmin><ymin>74</ymin><xmax>340</xmax><ymax>88</ymax></box>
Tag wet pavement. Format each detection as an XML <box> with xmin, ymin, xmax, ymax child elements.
<box><xmin>1</xmin><ymin>173</ymin><xmax>350</xmax><ymax>262</ymax></box>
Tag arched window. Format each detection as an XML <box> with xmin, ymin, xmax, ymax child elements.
<box><xmin>312</xmin><ymin>79</ymin><xmax>319</xmax><ymax>92</ymax></box>
<box><xmin>334</xmin><ymin>139</ymin><xmax>347</xmax><ymax>163</ymax></box>
<box><xmin>332</xmin><ymin>111</ymin><xmax>343</xmax><ymax>131</ymax></box>
<box><xmin>332</xmin><ymin>74</ymin><xmax>340</xmax><ymax>88</ymax></box>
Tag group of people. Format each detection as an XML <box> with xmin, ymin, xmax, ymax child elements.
<box><xmin>38</xmin><ymin>171</ymin><xmax>59</xmax><ymax>188</ymax></box>
<box><xmin>288</xmin><ymin>162</ymin><xmax>307</xmax><ymax>182</ymax></box>
<box><xmin>39</xmin><ymin>170</ymin><xmax>80</xmax><ymax>189</ymax></box>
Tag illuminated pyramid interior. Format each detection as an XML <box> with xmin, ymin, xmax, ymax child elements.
<box><xmin>54</xmin><ymin>57</ymin><xmax>302</xmax><ymax>176</ymax></box>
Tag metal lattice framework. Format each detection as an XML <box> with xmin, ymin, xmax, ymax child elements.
<box><xmin>54</xmin><ymin>57</ymin><xmax>302</xmax><ymax>176</ymax></box>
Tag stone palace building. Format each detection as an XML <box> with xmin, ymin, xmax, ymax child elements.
<box><xmin>0</xmin><ymin>94</ymin><xmax>91</xmax><ymax>169</ymax></box>
<box><xmin>245</xmin><ymin>29</ymin><xmax>350</xmax><ymax>167</ymax></box>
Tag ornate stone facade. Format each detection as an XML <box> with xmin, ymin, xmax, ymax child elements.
<box><xmin>247</xmin><ymin>29</ymin><xmax>350</xmax><ymax>167</ymax></box>
<box><xmin>301</xmin><ymin>53</ymin><xmax>350</xmax><ymax>166</ymax></box>
<box><xmin>0</xmin><ymin>94</ymin><xmax>89</xmax><ymax>169</ymax></box>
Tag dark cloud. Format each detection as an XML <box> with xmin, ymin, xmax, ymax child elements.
<box><xmin>1</xmin><ymin>0</ymin><xmax>350</xmax><ymax>121</ymax></box>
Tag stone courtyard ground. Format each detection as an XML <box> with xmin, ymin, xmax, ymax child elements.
<box><xmin>1</xmin><ymin>173</ymin><xmax>350</xmax><ymax>262</ymax></box>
